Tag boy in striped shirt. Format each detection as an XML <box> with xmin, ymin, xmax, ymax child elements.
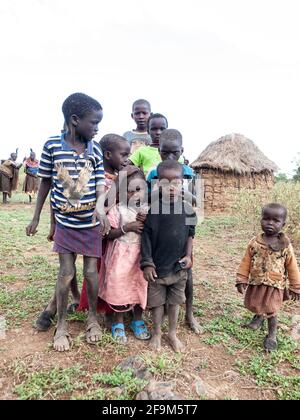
<box><xmin>26</xmin><ymin>93</ymin><xmax>109</xmax><ymax>351</ymax></box>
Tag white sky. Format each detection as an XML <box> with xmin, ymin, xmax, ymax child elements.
<box><xmin>1</xmin><ymin>0</ymin><xmax>300</xmax><ymax>174</ymax></box>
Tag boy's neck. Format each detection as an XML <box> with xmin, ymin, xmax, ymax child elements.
<box><xmin>134</xmin><ymin>128</ymin><xmax>147</xmax><ymax>134</ymax></box>
<box><xmin>104</xmin><ymin>160</ymin><xmax>116</xmax><ymax>175</ymax></box>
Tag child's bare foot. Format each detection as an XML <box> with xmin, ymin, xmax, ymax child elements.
<box><xmin>263</xmin><ymin>335</ymin><xmax>277</xmax><ymax>352</ymax></box>
<box><xmin>149</xmin><ymin>333</ymin><xmax>162</xmax><ymax>351</ymax></box>
<box><xmin>86</xmin><ymin>320</ymin><xmax>102</xmax><ymax>344</ymax></box>
<box><xmin>53</xmin><ymin>330</ymin><xmax>72</xmax><ymax>352</ymax></box>
<box><xmin>244</xmin><ymin>315</ymin><xmax>264</xmax><ymax>330</ymax></box>
<box><xmin>166</xmin><ymin>333</ymin><xmax>184</xmax><ymax>352</ymax></box>
<box><xmin>186</xmin><ymin>315</ymin><xmax>203</xmax><ymax>334</ymax></box>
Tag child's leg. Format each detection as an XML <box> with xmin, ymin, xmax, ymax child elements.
<box><xmin>167</xmin><ymin>304</ymin><xmax>184</xmax><ymax>352</ymax></box>
<box><xmin>149</xmin><ymin>306</ymin><xmax>164</xmax><ymax>351</ymax></box>
<box><xmin>36</xmin><ymin>255</ymin><xmax>79</xmax><ymax>331</ymax></box>
<box><xmin>3</xmin><ymin>192</ymin><xmax>8</xmax><ymax>204</ymax></box>
<box><xmin>245</xmin><ymin>314</ymin><xmax>265</xmax><ymax>330</ymax></box>
<box><xmin>54</xmin><ymin>253</ymin><xmax>76</xmax><ymax>352</ymax></box>
<box><xmin>185</xmin><ymin>269</ymin><xmax>202</xmax><ymax>334</ymax></box>
<box><xmin>264</xmin><ymin>315</ymin><xmax>278</xmax><ymax>352</ymax></box>
<box><xmin>83</xmin><ymin>256</ymin><xmax>102</xmax><ymax>344</ymax></box>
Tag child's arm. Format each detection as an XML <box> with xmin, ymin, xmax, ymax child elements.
<box><xmin>47</xmin><ymin>205</ymin><xmax>56</xmax><ymax>242</ymax></box>
<box><xmin>26</xmin><ymin>178</ymin><xmax>51</xmax><ymax>236</ymax></box>
<box><xmin>107</xmin><ymin>221</ymin><xmax>145</xmax><ymax>240</ymax></box>
<box><xmin>94</xmin><ymin>185</ymin><xmax>111</xmax><ymax>235</ymax></box>
<box><xmin>179</xmin><ymin>236</ymin><xmax>193</xmax><ymax>270</ymax></box>
<box><xmin>236</xmin><ymin>244</ymin><xmax>252</xmax><ymax>294</ymax></box>
<box><xmin>285</xmin><ymin>244</ymin><xmax>300</xmax><ymax>300</ymax></box>
<box><xmin>140</xmin><ymin>219</ymin><xmax>157</xmax><ymax>282</ymax></box>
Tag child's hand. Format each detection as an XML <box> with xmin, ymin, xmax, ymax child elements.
<box><xmin>143</xmin><ymin>266</ymin><xmax>158</xmax><ymax>282</ymax></box>
<box><xmin>92</xmin><ymin>211</ymin><xmax>111</xmax><ymax>236</ymax></box>
<box><xmin>289</xmin><ymin>291</ymin><xmax>300</xmax><ymax>301</ymax></box>
<box><xmin>136</xmin><ymin>212</ymin><xmax>147</xmax><ymax>223</ymax></box>
<box><xmin>178</xmin><ymin>256</ymin><xmax>192</xmax><ymax>270</ymax></box>
<box><xmin>26</xmin><ymin>219</ymin><xmax>39</xmax><ymax>236</ymax></box>
<box><xmin>47</xmin><ymin>224</ymin><xmax>56</xmax><ymax>242</ymax></box>
<box><xmin>124</xmin><ymin>221</ymin><xmax>144</xmax><ymax>234</ymax></box>
<box><xmin>236</xmin><ymin>283</ymin><xmax>247</xmax><ymax>294</ymax></box>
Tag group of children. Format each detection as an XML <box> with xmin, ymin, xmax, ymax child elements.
<box><xmin>25</xmin><ymin>92</ymin><xmax>300</xmax><ymax>354</ymax></box>
<box><xmin>0</xmin><ymin>149</ymin><xmax>40</xmax><ymax>203</ymax></box>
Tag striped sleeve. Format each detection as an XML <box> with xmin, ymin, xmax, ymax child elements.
<box><xmin>93</xmin><ymin>143</ymin><xmax>105</xmax><ymax>186</ymax></box>
<box><xmin>38</xmin><ymin>141</ymin><xmax>53</xmax><ymax>178</ymax></box>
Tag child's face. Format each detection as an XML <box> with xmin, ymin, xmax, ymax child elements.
<box><xmin>107</xmin><ymin>142</ymin><xmax>130</xmax><ymax>171</ymax></box>
<box><xmin>131</xmin><ymin>104</ymin><xmax>151</xmax><ymax>131</ymax></box>
<box><xmin>159</xmin><ymin>141</ymin><xmax>183</xmax><ymax>162</ymax></box>
<box><xmin>261</xmin><ymin>208</ymin><xmax>286</xmax><ymax>236</ymax></box>
<box><xmin>73</xmin><ymin>109</ymin><xmax>103</xmax><ymax>141</ymax></box>
<box><xmin>148</xmin><ymin>117</ymin><xmax>168</xmax><ymax>146</ymax></box>
<box><xmin>159</xmin><ymin>169</ymin><xmax>183</xmax><ymax>202</ymax></box>
<box><xmin>127</xmin><ymin>176</ymin><xmax>147</xmax><ymax>206</ymax></box>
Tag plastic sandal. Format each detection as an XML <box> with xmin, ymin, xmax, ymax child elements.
<box><xmin>112</xmin><ymin>323</ymin><xmax>127</xmax><ymax>344</ymax></box>
<box><xmin>130</xmin><ymin>320</ymin><xmax>151</xmax><ymax>340</ymax></box>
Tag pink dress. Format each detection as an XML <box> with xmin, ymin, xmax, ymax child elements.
<box><xmin>98</xmin><ymin>204</ymin><xmax>148</xmax><ymax>310</ymax></box>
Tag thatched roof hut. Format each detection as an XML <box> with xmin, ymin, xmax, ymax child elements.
<box><xmin>191</xmin><ymin>133</ymin><xmax>278</xmax><ymax>212</ymax></box>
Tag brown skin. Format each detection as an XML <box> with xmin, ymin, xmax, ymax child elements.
<box><xmin>131</xmin><ymin>103</ymin><xmax>151</xmax><ymax>132</ymax></box>
<box><xmin>26</xmin><ymin>109</ymin><xmax>105</xmax><ymax>350</ymax></box>
<box><xmin>148</xmin><ymin>117</ymin><xmax>168</xmax><ymax>148</ymax></box>
<box><xmin>237</xmin><ymin>206</ymin><xmax>300</xmax><ymax>350</ymax></box>
<box><xmin>144</xmin><ymin>169</ymin><xmax>193</xmax><ymax>351</ymax></box>
<box><xmin>41</xmin><ymin>139</ymin><xmax>132</xmax><ymax>325</ymax></box>
<box><xmin>107</xmin><ymin>174</ymin><xmax>149</xmax><ymax>341</ymax></box>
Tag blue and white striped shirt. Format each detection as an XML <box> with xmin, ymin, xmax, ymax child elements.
<box><xmin>38</xmin><ymin>134</ymin><xmax>105</xmax><ymax>229</ymax></box>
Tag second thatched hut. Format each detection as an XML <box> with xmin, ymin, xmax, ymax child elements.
<box><xmin>191</xmin><ymin>133</ymin><xmax>278</xmax><ymax>212</ymax></box>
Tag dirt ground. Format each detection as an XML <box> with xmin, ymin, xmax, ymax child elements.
<box><xmin>0</xmin><ymin>201</ymin><xmax>299</xmax><ymax>400</ymax></box>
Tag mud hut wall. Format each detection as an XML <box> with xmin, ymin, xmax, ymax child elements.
<box><xmin>197</xmin><ymin>169</ymin><xmax>274</xmax><ymax>211</ymax></box>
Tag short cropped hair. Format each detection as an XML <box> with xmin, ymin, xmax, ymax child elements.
<box><xmin>100</xmin><ymin>134</ymin><xmax>129</xmax><ymax>153</ymax></box>
<box><xmin>147</xmin><ymin>113</ymin><xmax>168</xmax><ymax>130</ymax></box>
<box><xmin>157</xmin><ymin>160</ymin><xmax>184</xmax><ymax>179</ymax></box>
<box><xmin>132</xmin><ymin>99</ymin><xmax>151</xmax><ymax>111</ymax></box>
<box><xmin>62</xmin><ymin>93</ymin><xmax>102</xmax><ymax>124</ymax></box>
<box><xmin>262</xmin><ymin>203</ymin><xmax>287</xmax><ymax>221</ymax></box>
<box><xmin>160</xmin><ymin>129</ymin><xmax>182</xmax><ymax>146</ymax></box>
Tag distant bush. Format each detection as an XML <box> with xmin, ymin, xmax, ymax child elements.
<box><xmin>230</xmin><ymin>182</ymin><xmax>300</xmax><ymax>239</ymax></box>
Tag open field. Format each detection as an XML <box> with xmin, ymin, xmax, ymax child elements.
<box><xmin>0</xmin><ymin>190</ymin><xmax>299</xmax><ymax>400</ymax></box>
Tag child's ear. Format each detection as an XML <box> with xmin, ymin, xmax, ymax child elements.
<box><xmin>70</xmin><ymin>114</ymin><xmax>79</xmax><ymax>127</ymax></box>
<box><xmin>104</xmin><ymin>150</ymin><xmax>111</xmax><ymax>160</ymax></box>
<box><xmin>181</xmin><ymin>147</ymin><xmax>184</xmax><ymax>155</ymax></box>
<box><xmin>131</xmin><ymin>113</ymin><xmax>134</xmax><ymax>120</ymax></box>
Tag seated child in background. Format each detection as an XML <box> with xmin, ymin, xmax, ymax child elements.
<box><xmin>123</xmin><ymin>99</ymin><xmax>152</xmax><ymax>152</ymax></box>
<box><xmin>236</xmin><ymin>203</ymin><xmax>300</xmax><ymax>352</ymax></box>
<box><xmin>147</xmin><ymin>129</ymin><xmax>201</xmax><ymax>334</ymax></box>
<box><xmin>129</xmin><ymin>113</ymin><xmax>168</xmax><ymax>176</ymax></box>
<box><xmin>141</xmin><ymin>160</ymin><xmax>197</xmax><ymax>352</ymax></box>
<box><xmin>99</xmin><ymin>166</ymin><xmax>151</xmax><ymax>344</ymax></box>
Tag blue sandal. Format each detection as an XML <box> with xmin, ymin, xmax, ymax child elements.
<box><xmin>112</xmin><ymin>323</ymin><xmax>127</xmax><ymax>344</ymax></box>
<box><xmin>130</xmin><ymin>320</ymin><xmax>151</xmax><ymax>340</ymax></box>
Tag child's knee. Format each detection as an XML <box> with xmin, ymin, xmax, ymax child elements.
<box><xmin>83</xmin><ymin>266</ymin><xmax>97</xmax><ymax>280</ymax></box>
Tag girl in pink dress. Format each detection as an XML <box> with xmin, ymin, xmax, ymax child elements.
<box><xmin>99</xmin><ymin>166</ymin><xmax>150</xmax><ymax>343</ymax></box>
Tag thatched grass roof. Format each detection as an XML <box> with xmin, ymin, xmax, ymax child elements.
<box><xmin>191</xmin><ymin>133</ymin><xmax>278</xmax><ymax>175</ymax></box>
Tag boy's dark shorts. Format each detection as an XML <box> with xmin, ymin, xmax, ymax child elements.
<box><xmin>147</xmin><ymin>270</ymin><xmax>188</xmax><ymax>308</ymax></box>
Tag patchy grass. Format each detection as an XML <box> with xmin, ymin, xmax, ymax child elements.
<box><xmin>1</xmin><ymin>199</ymin><xmax>300</xmax><ymax>400</ymax></box>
